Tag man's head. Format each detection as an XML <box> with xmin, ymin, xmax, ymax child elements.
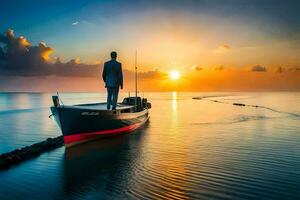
<box><xmin>110</xmin><ymin>51</ymin><xmax>117</xmax><ymax>60</ymax></box>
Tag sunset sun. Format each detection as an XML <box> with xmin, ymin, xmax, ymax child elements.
<box><xmin>169</xmin><ymin>70</ymin><xmax>181</xmax><ymax>80</ymax></box>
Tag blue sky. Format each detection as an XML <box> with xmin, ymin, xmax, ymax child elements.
<box><xmin>1</xmin><ymin>0</ymin><xmax>300</xmax><ymax>66</ymax></box>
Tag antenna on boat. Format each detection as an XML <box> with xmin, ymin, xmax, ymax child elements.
<box><xmin>135</xmin><ymin>50</ymin><xmax>138</xmax><ymax>98</ymax></box>
<box><xmin>135</xmin><ymin>50</ymin><xmax>138</xmax><ymax>109</ymax></box>
<box><xmin>56</xmin><ymin>92</ymin><xmax>64</xmax><ymax>105</ymax></box>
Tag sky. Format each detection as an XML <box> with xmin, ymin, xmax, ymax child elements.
<box><xmin>0</xmin><ymin>0</ymin><xmax>300</xmax><ymax>91</ymax></box>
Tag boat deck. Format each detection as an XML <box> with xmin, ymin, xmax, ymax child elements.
<box><xmin>68</xmin><ymin>103</ymin><xmax>134</xmax><ymax>111</ymax></box>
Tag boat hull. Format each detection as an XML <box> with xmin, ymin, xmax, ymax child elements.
<box><xmin>51</xmin><ymin>105</ymin><xmax>149</xmax><ymax>147</ymax></box>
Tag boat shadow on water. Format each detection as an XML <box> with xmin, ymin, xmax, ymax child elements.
<box><xmin>61</xmin><ymin>121</ymin><xmax>150</xmax><ymax>198</ymax></box>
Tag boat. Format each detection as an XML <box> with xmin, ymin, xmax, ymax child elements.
<box><xmin>50</xmin><ymin>51</ymin><xmax>151</xmax><ymax>147</ymax></box>
<box><xmin>50</xmin><ymin>96</ymin><xmax>151</xmax><ymax>147</ymax></box>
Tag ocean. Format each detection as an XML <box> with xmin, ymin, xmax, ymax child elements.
<box><xmin>0</xmin><ymin>92</ymin><xmax>299</xmax><ymax>199</ymax></box>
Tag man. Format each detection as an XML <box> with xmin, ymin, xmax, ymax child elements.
<box><xmin>102</xmin><ymin>51</ymin><xmax>123</xmax><ymax>110</ymax></box>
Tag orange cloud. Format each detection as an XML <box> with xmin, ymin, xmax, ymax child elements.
<box><xmin>39</xmin><ymin>42</ymin><xmax>53</xmax><ymax>61</ymax></box>
<box><xmin>214</xmin><ymin>44</ymin><xmax>231</xmax><ymax>54</ymax></box>
<box><xmin>251</xmin><ymin>65</ymin><xmax>267</xmax><ymax>72</ymax></box>
<box><xmin>214</xmin><ymin>65</ymin><xmax>225</xmax><ymax>71</ymax></box>
<box><xmin>192</xmin><ymin>65</ymin><xmax>203</xmax><ymax>71</ymax></box>
<box><xmin>18</xmin><ymin>36</ymin><xmax>31</xmax><ymax>47</ymax></box>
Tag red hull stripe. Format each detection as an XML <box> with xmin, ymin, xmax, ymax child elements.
<box><xmin>63</xmin><ymin>122</ymin><xmax>143</xmax><ymax>144</ymax></box>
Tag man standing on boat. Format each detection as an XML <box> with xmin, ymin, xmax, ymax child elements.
<box><xmin>102</xmin><ymin>51</ymin><xmax>123</xmax><ymax>110</ymax></box>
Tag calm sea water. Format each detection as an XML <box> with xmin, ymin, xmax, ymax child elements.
<box><xmin>0</xmin><ymin>92</ymin><xmax>299</xmax><ymax>200</ymax></box>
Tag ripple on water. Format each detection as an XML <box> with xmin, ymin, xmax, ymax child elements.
<box><xmin>0</xmin><ymin>92</ymin><xmax>300</xmax><ymax>199</ymax></box>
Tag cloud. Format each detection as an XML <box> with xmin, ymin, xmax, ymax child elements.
<box><xmin>139</xmin><ymin>70</ymin><xmax>168</xmax><ymax>79</ymax></box>
<box><xmin>214</xmin><ymin>44</ymin><xmax>230</xmax><ymax>54</ymax></box>
<box><xmin>38</xmin><ymin>42</ymin><xmax>53</xmax><ymax>60</ymax></box>
<box><xmin>67</xmin><ymin>57</ymin><xmax>81</xmax><ymax>65</ymax></box>
<box><xmin>214</xmin><ymin>65</ymin><xmax>224</xmax><ymax>71</ymax></box>
<box><xmin>276</xmin><ymin>66</ymin><xmax>284</xmax><ymax>73</ymax></box>
<box><xmin>220</xmin><ymin>44</ymin><xmax>230</xmax><ymax>50</ymax></box>
<box><xmin>251</xmin><ymin>65</ymin><xmax>267</xmax><ymax>72</ymax></box>
<box><xmin>0</xmin><ymin>29</ymin><xmax>53</xmax><ymax>75</ymax></box>
<box><xmin>284</xmin><ymin>67</ymin><xmax>300</xmax><ymax>72</ymax></box>
<box><xmin>123</xmin><ymin>69</ymin><xmax>167</xmax><ymax>80</ymax></box>
<box><xmin>72</xmin><ymin>21</ymin><xmax>79</xmax><ymax>25</ymax></box>
<box><xmin>0</xmin><ymin>29</ymin><xmax>99</xmax><ymax>76</ymax></box>
<box><xmin>193</xmin><ymin>65</ymin><xmax>202</xmax><ymax>71</ymax></box>
<box><xmin>0</xmin><ymin>29</ymin><xmax>169</xmax><ymax>80</ymax></box>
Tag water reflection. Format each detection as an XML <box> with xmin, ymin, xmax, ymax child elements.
<box><xmin>61</xmin><ymin>125</ymin><xmax>149</xmax><ymax>199</ymax></box>
<box><xmin>171</xmin><ymin>92</ymin><xmax>179</xmax><ymax>137</ymax></box>
<box><xmin>172</xmin><ymin>91</ymin><xmax>177</xmax><ymax>112</ymax></box>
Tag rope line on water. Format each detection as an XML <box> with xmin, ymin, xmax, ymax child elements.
<box><xmin>192</xmin><ymin>97</ymin><xmax>300</xmax><ymax>118</ymax></box>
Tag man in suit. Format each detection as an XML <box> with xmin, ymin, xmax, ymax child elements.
<box><xmin>102</xmin><ymin>51</ymin><xmax>123</xmax><ymax>110</ymax></box>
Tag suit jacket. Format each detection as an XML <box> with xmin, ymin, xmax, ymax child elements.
<box><xmin>102</xmin><ymin>59</ymin><xmax>123</xmax><ymax>88</ymax></box>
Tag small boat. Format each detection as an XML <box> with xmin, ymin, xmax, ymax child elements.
<box><xmin>50</xmin><ymin>96</ymin><xmax>151</xmax><ymax>147</ymax></box>
<box><xmin>50</xmin><ymin>52</ymin><xmax>150</xmax><ymax>147</ymax></box>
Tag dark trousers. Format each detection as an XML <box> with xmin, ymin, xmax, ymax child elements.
<box><xmin>107</xmin><ymin>87</ymin><xmax>119</xmax><ymax>109</ymax></box>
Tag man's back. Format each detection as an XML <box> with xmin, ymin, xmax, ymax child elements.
<box><xmin>102</xmin><ymin>60</ymin><xmax>123</xmax><ymax>88</ymax></box>
<box><xmin>102</xmin><ymin>51</ymin><xmax>123</xmax><ymax>110</ymax></box>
